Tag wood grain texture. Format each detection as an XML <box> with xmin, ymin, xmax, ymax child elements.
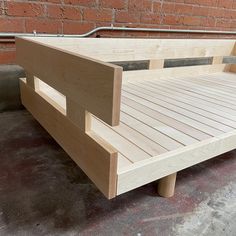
<box><xmin>158</xmin><ymin>173</ymin><xmax>177</xmax><ymax>198</ymax></box>
<box><xmin>66</xmin><ymin>98</ymin><xmax>91</xmax><ymax>132</ymax></box>
<box><xmin>16</xmin><ymin>37</ymin><xmax>123</xmax><ymax>127</ymax></box>
<box><xmin>123</xmin><ymin>64</ymin><xmax>227</xmax><ymax>83</ymax></box>
<box><xmin>20</xmin><ymin>79</ymin><xmax>118</xmax><ymax>199</ymax></box>
<box><xmin>27</xmin><ymin>38</ymin><xmax>236</xmax><ymax>62</ymax></box>
<box><xmin>17</xmin><ymin>38</ymin><xmax>236</xmax><ymax>198</ymax></box>
<box><xmin>117</xmin><ymin>129</ymin><xmax>236</xmax><ymax>194</ymax></box>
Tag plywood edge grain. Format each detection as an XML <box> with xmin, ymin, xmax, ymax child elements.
<box><xmin>20</xmin><ymin>79</ymin><xmax>118</xmax><ymax>199</ymax></box>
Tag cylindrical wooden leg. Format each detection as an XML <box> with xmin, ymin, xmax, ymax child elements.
<box><xmin>158</xmin><ymin>173</ymin><xmax>177</xmax><ymax>198</ymax></box>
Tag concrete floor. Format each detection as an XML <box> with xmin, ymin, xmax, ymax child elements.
<box><xmin>0</xmin><ymin>110</ymin><xmax>236</xmax><ymax>236</ymax></box>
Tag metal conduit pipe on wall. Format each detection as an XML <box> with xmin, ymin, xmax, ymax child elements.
<box><xmin>1</xmin><ymin>26</ymin><xmax>236</xmax><ymax>40</ymax></box>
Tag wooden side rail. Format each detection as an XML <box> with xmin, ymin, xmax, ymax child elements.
<box><xmin>29</xmin><ymin>38</ymin><xmax>236</xmax><ymax>62</ymax></box>
<box><xmin>19</xmin><ymin>79</ymin><xmax>118</xmax><ymax>199</ymax></box>
<box><xmin>16</xmin><ymin>37</ymin><xmax>123</xmax><ymax>127</ymax></box>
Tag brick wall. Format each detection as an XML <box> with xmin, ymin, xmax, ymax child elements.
<box><xmin>1</xmin><ymin>0</ymin><xmax>236</xmax><ymax>64</ymax></box>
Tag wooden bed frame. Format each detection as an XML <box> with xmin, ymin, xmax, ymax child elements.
<box><xmin>16</xmin><ymin>37</ymin><xmax>236</xmax><ymax>199</ymax></box>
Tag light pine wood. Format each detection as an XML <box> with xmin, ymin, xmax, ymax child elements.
<box><xmin>123</xmin><ymin>64</ymin><xmax>227</xmax><ymax>83</ymax></box>
<box><xmin>229</xmin><ymin>43</ymin><xmax>236</xmax><ymax>72</ymax></box>
<box><xmin>128</xmin><ymin>82</ymin><xmax>236</xmax><ymax>129</ymax></box>
<box><xmin>158</xmin><ymin>173</ymin><xmax>177</xmax><ymax>198</ymax></box>
<box><xmin>117</xmin><ymin>129</ymin><xmax>236</xmax><ymax>194</ymax></box>
<box><xmin>20</xmin><ymin>79</ymin><xmax>118</xmax><ymax>199</ymax></box>
<box><xmin>123</xmin><ymin>85</ymin><xmax>231</xmax><ymax>133</ymax></box>
<box><xmin>25</xmin><ymin>72</ymin><xmax>39</xmax><ymax>90</ymax></box>
<box><xmin>16</xmin><ymin>37</ymin><xmax>123</xmax><ymax>127</ymax></box>
<box><xmin>212</xmin><ymin>56</ymin><xmax>223</xmax><ymax>64</ymax></box>
<box><xmin>149</xmin><ymin>59</ymin><xmax>164</xmax><ymax>69</ymax></box>
<box><xmin>28</xmin><ymin>38</ymin><xmax>236</xmax><ymax>62</ymax></box>
<box><xmin>66</xmin><ymin>98</ymin><xmax>91</xmax><ymax>132</ymax></box>
<box><xmin>17</xmin><ymin>38</ymin><xmax>236</xmax><ymax>199</ymax></box>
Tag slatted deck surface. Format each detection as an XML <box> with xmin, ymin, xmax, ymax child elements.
<box><xmin>90</xmin><ymin>72</ymin><xmax>236</xmax><ymax>171</ymax></box>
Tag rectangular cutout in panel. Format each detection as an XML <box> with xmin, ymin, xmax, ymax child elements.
<box><xmin>35</xmin><ymin>78</ymin><xmax>66</xmax><ymax>114</ymax></box>
<box><xmin>164</xmin><ymin>57</ymin><xmax>213</xmax><ymax>68</ymax></box>
<box><xmin>223</xmin><ymin>56</ymin><xmax>236</xmax><ymax>64</ymax></box>
<box><xmin>111</xmin><ymin>60</ymin><xmax>149</xmax><ymax>71</ymax></box>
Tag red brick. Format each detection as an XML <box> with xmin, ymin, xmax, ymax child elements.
<box><xmin>202</xmin><ymin>17</ymin><xmax>215</xmax><ymax>27</ymax></box>
<box><xmin>141</xmin><ymin>13</ymin><xmax>160</xmax><ymax>24</ymax></box>
<box><xmin>218</xmin><ymin>0</ymin><xmax>233</xmax><ymax>9</ymax></box>
<box><xmin>40</xmin><ymin>0</ymin><xmax>62</xmax><ymax>3</ymax></box>
<box><xmin>63</xmin><ymin>21</ymin><xmax>94</xmax><ymax>34</ymax></box>
<box><xmin>63</xmin><ymin>0</ymin><xmax>97</xmax><ymax>7</ymax></box>
<box><xmin>162</xmin><ymin>15</ymin><xmax>183</xmax><ymax>25</ymax></box>
<box><xmin>128</xmin><ymin>0</ymin><xmax>152</xmax><ymax>12</ymax></box>
<box><xmin>25</xmin><ymin>19</ymin><xmax>62</xmax><ymax>33</ymax></box>
<box><xmin>183</xmin><ymin>16</ymin><xmax>201</xmax><ymax>26</ymax></box>
<box><xmin>227</xmin><ymin>10</ymin><xmax>236</xmax><ymax>19</ymax></box>
<box><xmin>47</xmin><ymin>5</ymin><xmax>63</xmax><ymax>18</ymax></box>
<box><xmin>162</xmin><ymin>2</ymin><xmax>176</xmax><ymax>14</ymax></box>
<box><xmin>0</xmin><ymin>18</ymin><xmax>24</xmax><ymax>32</ymax></box>
<box><xmin>100</xmin><ymin>0</ymin><xmax>126</xmax><ymax>10</ymax></box>
<box><xmin>47</xmin><ymin>5</ymin><xmax>81</xmax><ymax>20</ymax></box>
<box><xmin>83</xmin><ymin>8</ymin><xmax>112</xmax><ymax>22</ymax></box>
<box><xmin>192</xmin><ymin>6</ymin><xmax>209</xmax><ymax>16</ymax></box>
<box><xmin>115</xmin><ymin>11</ymin><xmax>140</xmax><ymax>23</ymax></box>
<box><xmin>208</xmin><ymin>8</ymin><xmax>225</xmax><ymax>18</ymax></box>
<box><xmin>153</xmin><ymin>2</ymin><xmax>162</xmax><ymax>12</ymax></box>
<box><xmin>175</xmin><ymin>3</ymin><xmax>193</xmax><ymax>15</ymax></box>
<box><xmin>216</xmin><ymin>18</ymin><xmax>231</xmax><ymax>28</ymax></box>
<box><xmin>184</xmin><ymin>0</ymin><xmax>217</xmax><ymax>7</ymax></box>
<box><xmin>0</xmin><ymin>50</ymin><xmax>15</xmax><ymax>64</ymax></box>
<box><xmin>6</xmin><ymin>2</ymin><xmax>44</xmax><ymax>17</ymax></box>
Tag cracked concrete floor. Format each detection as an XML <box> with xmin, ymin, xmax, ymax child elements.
<box><xmin>0</xmin><ymin>110</ymin><xmax>236</xmax><ymax>236</ymax></box>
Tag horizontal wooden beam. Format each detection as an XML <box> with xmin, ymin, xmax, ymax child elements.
<box><xmin>123</xmin><ymin>64</ymin><xmax>227</xmax><ymax>83</ymax></box>
<box><xmin>117</xmin><ymin>129</ymin><xmax>236</xmax><ymax>195</ymax></box>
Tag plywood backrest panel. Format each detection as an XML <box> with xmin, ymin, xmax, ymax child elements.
<box><xmin>16</xmin><ymin>37</ymin><xmax>123</xmax><ymax>126</ymax></box>
<box><xmin>28</xmin><ymin>38</ymin><xmax>236</xmax><ymax>62</ymax></box>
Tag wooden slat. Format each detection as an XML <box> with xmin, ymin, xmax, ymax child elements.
<box><xmin>117</xmin><ymin>129</ymin><xmax>236</xmax><ymax>194</ymax></box>
<box><xmin>122</xmin><ymin>91</ymin><xmax>223</xmax><ymax>136</ymax></box>
<box><xmin>169</xmin><ymin>75</ymin><xmax>236</xmax><ymax>101</ymax></box>
<box><xmin>16</xmin><ymin>37</ymin><xmax>122</xmax><ymax>127</ymax></box>
<box><xmin>20</xmin><ymin>79</ymin><xmax>118</xmax><ymax>199</ymax></box>
<box><xmin>127</xmin><ymin>83</ymin><xmax>236</xmax><ymax>129</ymax></box>
<box><xmin>123</xmin><ymin>64</ymin><xmax>226</xmax><ymax>83</ymax></box>
<box><xmin>91</xmin><ymin>117</ymin><xmax>151</xmax><ymax>162</ymax></box>
<box><xmin>203</xmin><ymin>73</ymin><xmax>236</xmax><ymax>87</ymax></box>
<box><xmin>113</xmin><ymin>121</ymin><xmax>167</xmax><ymax>156</ymax></box>
<box><xmin>124</xmin><ymin>85</ymin><xmax>232</xmax><ymax>133</ymax></box>
<box><xmin>141</xmin><ymin>81</ymin><xmax>236</xmax><ymax>120</ymax></box>
<box><xmin>161</xmin><ymin>76</ymin><xmax>236</xmax><ymax>106</ymax></box>
<box><xmin>118</xmin><ymin>153</ymin><xmax>133</xmax><ymax>170</ymax></box>
<box><xmin>122</xmin><ymin>96</ymin><xmax>211</xmax><ymax>141</ymax></box>
<box><xmin>152</xmin><ymin>79</ymin><xmax>236</xmax><ymax>111</ymax></box>
<box><xmin>120</xmin><ymin>111</ymin><xmax>184</xmax><ymax>150</ymax></box>
<box><xmin>121</xmin><ymin>104</ymin><xmax>197</xmax><ymax>146</ymax></box>
<box><xmin>195</xmin><ymin>76</ymin><xmax>236</xmax><ymax>92</ymax></box>
<box><xmin>186</xmin><ymin>76</ymin><xmax>236</xmax><ymax>94</ymax></box>
<box><xmin>180</xmin><ymin>76</ymin><xmax>236</xmax><ymax>99</ymax></box>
